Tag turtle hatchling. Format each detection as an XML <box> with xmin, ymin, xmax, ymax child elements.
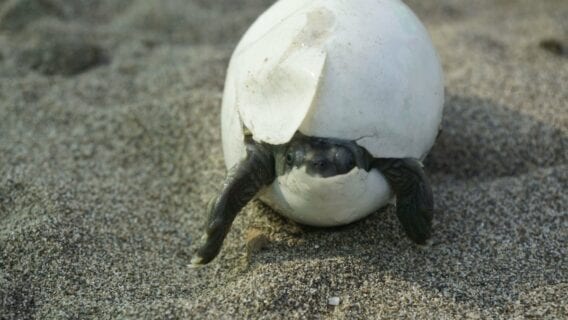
<box><xmin>192</xmin><ymin>0</ymin><xmax>444</xmax><ymax>265</ymax></box>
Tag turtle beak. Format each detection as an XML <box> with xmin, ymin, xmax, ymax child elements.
<box><xmin>306</xmin><ymin>155</ymin><xmax>332</xmax><ymax>177</ymax></box>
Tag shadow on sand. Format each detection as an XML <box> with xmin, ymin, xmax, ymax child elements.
<box><xmin>248</xmin><ymin>94</ymin><xmax>568</xmax><ymax>311</ymax></box>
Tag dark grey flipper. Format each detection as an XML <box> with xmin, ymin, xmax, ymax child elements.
<box><xmin>373</xmin><ymin>158</ymin><xmax>433</xmax><ymax>244</ymax></box>
<box><xmin>191</xmin><ymin>138</ymin><xmax>275</xmax><ymax>266</ymax></box>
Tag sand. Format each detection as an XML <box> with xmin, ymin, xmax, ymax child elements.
<box><xmin>0</xmin><ymin>0</ymin><xmax>567</xmax><ymax>318</ymax></box>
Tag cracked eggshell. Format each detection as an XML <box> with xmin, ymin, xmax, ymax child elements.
<box><xmin>222</xmin><ymin>0</ymin><xmax>444</xmax><ymax>168</ymax></box>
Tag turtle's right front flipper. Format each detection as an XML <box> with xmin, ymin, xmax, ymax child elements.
<box><xmin>373</xmin><ymin>158</ymin><xmax>433</xmax><ymax>244</ymax></box>
<box><xmin>191</xmin><ymin>139</ymin><xmax>275</xmax><ymax>266</ymax></box>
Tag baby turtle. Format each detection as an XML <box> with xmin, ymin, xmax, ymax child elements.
<box><xmin>192</xmin><ymin>0</ymin><xmax>444</xmax><ymax>265</ymax></box>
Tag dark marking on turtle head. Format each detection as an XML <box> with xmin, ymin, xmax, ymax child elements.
<box><xmin>274</xmin><ymin>133</ymin><xmax>373</xmax><ymax>178</ymax></box>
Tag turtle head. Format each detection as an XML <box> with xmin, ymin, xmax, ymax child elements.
<box><xmin>275</xmin><ymin>134</ymin><xmax>371</xmax><ymax>178</ymax></box>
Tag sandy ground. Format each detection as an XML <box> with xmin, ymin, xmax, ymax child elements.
<box><xmin>0</xmin><ymin>0</ymin><xmax>567</xmax><ymax>318</ymax></box>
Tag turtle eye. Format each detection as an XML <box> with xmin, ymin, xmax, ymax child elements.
<box><xmin>285</xmin><ymin>152</ymin><xmax>294</xmax><ymax>165</ymax></box>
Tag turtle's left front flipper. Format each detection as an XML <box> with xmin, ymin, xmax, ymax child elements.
<box><xmin>191</xmin><ymin>139</ymin><xmax>275</xmax><ymax>266</ymax></box>
<box><xmin>373</xmin><ymin>158</ymin><xmax>433</xmax><ymax>244</ymax></box>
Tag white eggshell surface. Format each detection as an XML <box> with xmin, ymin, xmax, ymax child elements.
<box><xmin>222</xmin><ymin>0</ymin><xmax>444</xmax><ymax>166</ymax></box>
<box><xmin>260</xmin><ymin>167</ymin><xmax>392</xmax><ymax>227</ymax></box>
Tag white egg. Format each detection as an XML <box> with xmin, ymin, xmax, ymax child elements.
<box><xmin>221</xmin><ymin>0</ymin><xmax>444</xmax><ymax>226</ymax></box>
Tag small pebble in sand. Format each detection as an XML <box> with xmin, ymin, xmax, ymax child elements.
<box><xmin>539</xmin><ymin>38</ymin><xmax>567</xmax><ymax>57</ymax></box>
<box><xmin>245</xmin><ymin>227</ymin><xmax>269</xmax><ymax>253</ymax></box>
<box><xmin>328</xmin><ymin>297</ymin><xmax>340</xmax><ymax>306</ymax></box>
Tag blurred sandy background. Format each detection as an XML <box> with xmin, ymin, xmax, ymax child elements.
<box><xmin>0</xmin><ymin>0</ymin><xmax>567</xmax><ymax>318</ymax></box>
